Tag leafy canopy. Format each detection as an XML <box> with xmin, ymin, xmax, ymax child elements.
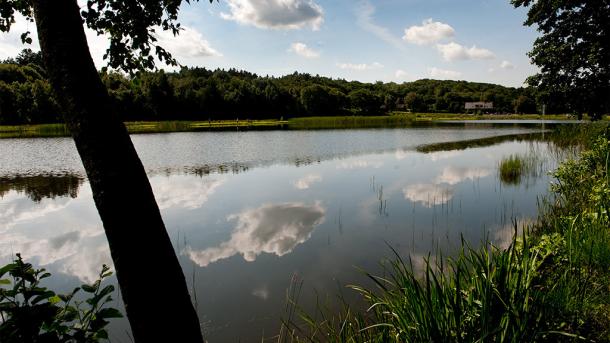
<box><xmin>512</xmin><ymin>0</ymin><xmax>610</xmax><ymax>117</ymax></box>
<box><xmin>0</xmin><ymin>0</ymin><xmax>214</xmax><ymax>73</ymax></box>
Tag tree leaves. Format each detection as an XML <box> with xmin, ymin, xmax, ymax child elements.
<box><xmin>0</xmin><ymin>254</ymin><xmax>122</xmax><ymax>343</ymax></box>
<box><xmin>512</xmin><ymin>0</ymin><xmax>610</xmax><ymax>118</ymax></box>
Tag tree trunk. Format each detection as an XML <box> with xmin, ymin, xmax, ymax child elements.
<box><xmin>31</xmin><ymin>1</ymin><xmax>204</xmax><ymax>342</ymax></box>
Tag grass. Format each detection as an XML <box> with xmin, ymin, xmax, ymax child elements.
<box><xmin>392</xmin><ymin>111</ymin><xmax>577</xmax><ymax>122</ymax></box>
<box><xmin>497</xmin><ymin>152</ymin><xmax>545</xmax><ymax>186</ymax></box>
<box><xmin>499</xmin><ymin>154</ymin><xmax>525</xmax><ymax>184</ymax></box>
<box><xmin>279</xmin><ymin>123</ymin><xmax>610</xmax><ymax>342</ymax></box>
<box><xmin>0</xmin><ymin>113</ymin><xmax>589</xmax><ymax>138</ymax></box>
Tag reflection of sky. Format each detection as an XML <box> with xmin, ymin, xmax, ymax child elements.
<box><xmin>0</xmin><ymin>131</ymin><xmax>560</xmax><ymax>342</ymax></box>
<box><xmin>186</xmin><ymin>202</ymin><xmax>325</xmax><ymax>266</ymax></box>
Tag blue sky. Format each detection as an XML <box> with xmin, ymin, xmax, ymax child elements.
<box><xmin>0</xmin><ymin>0</ymin><xmax>540</xmax><ymax>87</ymax></box>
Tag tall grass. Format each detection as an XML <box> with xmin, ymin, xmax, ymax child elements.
<box><xmin>280</xmin><ymin>125</ymin><xmax>610</xmax><ymax>342</ymax></box>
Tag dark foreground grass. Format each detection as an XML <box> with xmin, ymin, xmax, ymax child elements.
<box><xmin>279</xmin><ymin>124</ymin><xmax>610</xmax><ymax>342</ymax></box>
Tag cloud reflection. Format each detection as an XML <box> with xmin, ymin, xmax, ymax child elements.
<box><xmin>336</xmin><ymin>160</ymin><xmax>383</xmax><ymax>170</ymax></box>
<box><xmin>1</xmin><ymin>226</ymin><xmax>110</xmax><ymax>283</ymax></box>
<box><xmin>293</xmin><ymin>174</ymin><xmax>322</xmax><ymax>190</ymax></box>
<box><xmin>151</xmin><ymin>176</ymin><xmax>225</xmax><ymax>210</ymax></box>
<box><xmin>187</xmin><ymin>202</ymin><xmax>325</xmax><ymax>267</ymax></box>
<box><xmin>434</xmin><ymin>166</ymin><xmax>491</xmax><ymax>185</ymax></box>
<box><xmin>403</xmin><ymin>183</ymin><xmax>454</xmax><ymax>207</ymax></box>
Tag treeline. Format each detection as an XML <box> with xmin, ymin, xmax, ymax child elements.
<box><xmin>1</xmin><ymin>49</ymin><xmax>551</xmax><ymax>125</ymax></box>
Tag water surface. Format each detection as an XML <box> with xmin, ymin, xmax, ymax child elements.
<box><xmin>0</xmin><ymin>125</ymin><xmax>562</xmax><ymax>341</ymax></box>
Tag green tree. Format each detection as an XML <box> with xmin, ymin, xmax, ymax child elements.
<box><xmin>513</xmin><ymin>95</ymin><xmax>536</xmax><ymax>114</ymax></box>
<box><xmin>404</xmin><ymin>92</ymin><xmax>427</xmax><ymax>112</ymax></box>
<box><xmin>512</xmin><ymin>0</ymin><xmax>610</xmax><ymax>119</ymax></box>
<box><xmin>0</xmin><ymin>1</ymin><xmax>209</xmax><ymax>342</ymax></box>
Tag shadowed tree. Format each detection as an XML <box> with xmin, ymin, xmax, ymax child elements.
<box><xmin>0</xmin><ymin>0</ymin><xmax>213</xmax><ymax>342</ymax></box>
<box><xmin>512</xmin><ymin>0</ymin><xmax>610</xmax><ymax>119</ymax></box>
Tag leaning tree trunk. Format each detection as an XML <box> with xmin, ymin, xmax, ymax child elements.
<box><xmin>31</xmin><ymin>1</ymin><xmax>204</xmax><ymax>342</ymax></box>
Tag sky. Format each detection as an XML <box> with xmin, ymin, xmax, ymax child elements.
<box><xmin>0</xmin><ymin>0</ymin><xmax>540</xmax><ymax>87</ymax></box>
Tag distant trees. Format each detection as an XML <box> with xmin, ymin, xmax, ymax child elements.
<box><xmin>404</xmin><ymin>92</ymin><xmax>427</xmax><ymax>112</ymax></box>
<box><xmin>512</xmin><ymin>0</ymin><xmax>610</xmax><ymax>119</ymax></box>
<box><xmin>0</xmin><ymin>50</ymin><xmax>577</xmax><ymax>125</ymax></box>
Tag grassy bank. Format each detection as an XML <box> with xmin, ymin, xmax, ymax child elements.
<box><xmin>393</xmin><ymin>112</ymin><xmax>578</xmax><ymax>121</ymax></box>
<box><xmin>281</xmin><ymin>124</ymin><xmax>610</xmax><ymax>342</ymax></box>
<box><xmin>0</xmin><ymin>113</ymin><xmax>589</xmax><ymax>139</ymax></box>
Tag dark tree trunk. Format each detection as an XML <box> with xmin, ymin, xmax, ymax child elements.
<box><xmin>31</xmin><ymin>1</ymin><xmax>204</xmax><ymax>342</ymax></box>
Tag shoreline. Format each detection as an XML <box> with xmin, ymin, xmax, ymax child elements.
<box><xmin>0</xmin><ymin>113</ymin><xmax>591</xmax><ymax>139</ymax></box>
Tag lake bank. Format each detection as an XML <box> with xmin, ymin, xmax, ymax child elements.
<box><xmin>0</xmin><ymin>113</ymin><xmax>590</xmax><ymax>139</ymax></box>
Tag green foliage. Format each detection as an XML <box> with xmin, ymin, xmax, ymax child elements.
<box><xmin>499</xmin><ymin>155</ymin><xmax>524</xmax><ymax>185</ymax></box>
<box><xmin>512</xmin><ymin>0</ymin><xmax>610</xmax><ymax>119</ymax></box>
<box><xmin>0</xmin><ymin>51</ymin><xmax>561</xmax><ymax>125</ymax></box>
<box><xmin>0</xmin><ymin>254</ymin><xmax>122</xmax><ymax>343</ymax></box>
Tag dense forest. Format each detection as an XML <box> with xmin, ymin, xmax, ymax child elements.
<box><xmin>1</xmin><ymin>49</ymin><xmax>551</xmax><ymax>125</ymax></box>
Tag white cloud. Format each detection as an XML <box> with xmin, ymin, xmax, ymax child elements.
<box><xmin>337</xmin><ymin>62</ymin><xmax>383</xmax><ymax>71</ymax></box>
<box><xmin>288</xmin><ymin>42</ymin><xmax>320</xmax><ymax>58</ymax></box>
<box><xmin>155</xmin><ymin>26</ymin><xmax>222</xmax><ymax>58</ymax></box>
<box><xmin>403</xmin><ymin>183</ymin><xmax>454</xmax><ymax>207</ymax></box>
<box><xmin>395</xmin><ymin>69</ymin><xmax>410</xmax><ymax>80</ymax></box>
<box><xmin>221</xmin><ymin>0</ymin><xmax>324</xmax><ymax>30</ymax></box>
<box><xmin>0</xmin><ymin>15</ymin><xmax>40</xmax><ymax>61</ymax></box>
<box><xmin>0</xmin><ymin>15</ymin><xmax>219</xmax><ymax>69</ymax></box>
<box><xmin>500</xmin><ymin>60</ymin><xmax>515</xmax><ymax>69</ymax></box>
<box><xmin>293</xmin><ymin>173</ymin><xmax>322</xmax><ymax>189</ymax></box>
<box><xmin>403</xmin><ymin>19</ymin><xmax>455</xmax><ymax>45</ymax></box>
<box><xmin>436</xmin><ymin>42</ymin><xmax>495</xmax><ymax>61</ymax></box>
<box><xmin>356</xmin><ymin>1</ymin><xmax>404</xmax><ymax>50</ymax></box>
<box><xmin>429</xmin><ymin>67</ymin><xmax>462</xmax><ymax>80</ymax></box>
<box><xmin>186</xmin><ymin>202</ymin><xmax>325</xmax><ymax>267</ymax></box>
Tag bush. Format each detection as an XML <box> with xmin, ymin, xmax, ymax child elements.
<box><xmin>0</xmin><ymin>254</ymin><xmax>122</xmax><ymax>343</ymax></box>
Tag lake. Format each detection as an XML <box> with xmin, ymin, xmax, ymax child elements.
<box><xmin>0</xmin><ymin>123</ymin><xmax>567</xmax><ymax>342</ymax></box>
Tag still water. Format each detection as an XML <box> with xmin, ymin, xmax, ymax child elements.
<box><xmin>0</xmin><ymin>125</ymin><xmax>562</xmax><ymax>341</ymax></box>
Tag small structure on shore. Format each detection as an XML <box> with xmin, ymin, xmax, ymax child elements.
<box><xmin>465</xmin><ymin>102</ymin><xmax>494</xmax><ymax>114</ymax></box>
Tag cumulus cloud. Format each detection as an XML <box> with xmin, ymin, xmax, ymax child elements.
<box><xmin>288</xmin><ymin>42</ymin><xmax>320</xmax><ymax>58</ymax></box>
<box><xmin>429</xmin><ymin>67</ymin><xmax>462</xmax><ymax>80</ymax></box>
<box><xmin>337</xmin><ymin>62</ymin><xmax>383</xmax><ymax>71</ymax></box>
<box><xmin>155</xmin><ymin>26</ymin><xmax>222</xmax><ymax>58</ymax></box>
<box><xmin>500</xmin><ymin>60</ymin><xmax>515</xmax><ymax>69</ymax></box>
<box><xmin>0</xmin><ymin>14</ymin><xmax>219</xmax><ymax>69</ymax></box>
<box><xmin>403</xmin><ymin>183</ymin><xmax>454</xmax><ymax>207</ymax></box>
<box><xmin>293</xmin><ymin>173</ymin><xmax>322</xmax><ymax>189</ymax></box>
<box><xmin>403</xmin><ymin>19</ymin><xmax>455</xmax><ymax>45</ymax></box>
<box><xmin>221</xmin><ymin>0</ymin><xmax>324</xmax><ymax>30</ymax></box>
<box><xmin>436</xmin><ymin>42</ymin><xmax>495</xmax><ymax>61</ymax></box>
<box><xmin>434</xmin><ymin>166</ymin><xmax>491</xmax><ymax>185</ymax></box>
<box><xmin>186</xmin><ymin>202</ymin><xmax>325</xmax><ymax>267</ymax></box>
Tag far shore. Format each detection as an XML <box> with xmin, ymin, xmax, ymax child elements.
<box><xmin>0</xmin><ymin>112</ymin><xmax>599</xmax><ymax>139</ymax></box>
